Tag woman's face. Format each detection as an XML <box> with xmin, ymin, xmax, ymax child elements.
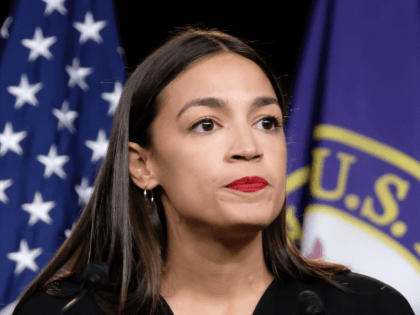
<box><xmin>147</xmin><ymin>52</ymin><xmax>286</xmax><ymax>237</ymax></box>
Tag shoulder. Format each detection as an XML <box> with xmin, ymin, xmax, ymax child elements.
<box><xmin>302</xmin><ymin>271</ymin><xmax>414</xmax><ymax>314</ymax></box>
<box><xmin>267</xmin><ymin>271</ymin><xmax>414</xmax><ymax>315</ymax></box>
<box><xmin>333</xmin><ymin>270</ymin><xmax>406</xmax><ymax>294</ymax></box>
<box><xmin>15</xmin><ymin>282</ymin><xmax>105</xmax><ymax>315</ymax></box>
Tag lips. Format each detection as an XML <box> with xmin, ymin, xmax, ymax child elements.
<box><xmin>227</xmin><ymin>176</ymin><xmax>268</xmax><ymax>192</ymax></box>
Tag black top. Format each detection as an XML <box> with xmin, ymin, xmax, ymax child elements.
<box><xmin>16</xmin><ymin>270</ymin><xmax>415</xmax><ymax>315</ymax></box>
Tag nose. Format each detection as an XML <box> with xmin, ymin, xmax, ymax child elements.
<box><xmin>226</xmin><ymin>119</ymin><xmax>264</xmax><ymax>162</ymax></box>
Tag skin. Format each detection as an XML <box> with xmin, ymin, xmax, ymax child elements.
<box><xmin>129</xmin><ymin>52</ymin><xmax>287</xmax><ymax>315</ymax></box>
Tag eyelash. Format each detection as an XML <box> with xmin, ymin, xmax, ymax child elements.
<box><xmin>188</xmin><ymin>115</ymin><xmax>283</xmax><ymax>134</ymax></box>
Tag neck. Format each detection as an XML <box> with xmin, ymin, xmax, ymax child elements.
<box><xmin>160</xmin><ymin>221</ymin><xmax>274</xmax><ymax>303</ymax></box>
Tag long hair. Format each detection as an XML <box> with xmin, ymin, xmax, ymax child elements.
<box><xmin>12</xmin><ymin>24</ymin><xmax>350</xmax><ymax>315</ymax></box>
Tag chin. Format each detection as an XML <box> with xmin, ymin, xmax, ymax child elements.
<box><xmin>226</xmin><ymin>203</ymin><xmax>279</xmax><ymax>223</ymax></box>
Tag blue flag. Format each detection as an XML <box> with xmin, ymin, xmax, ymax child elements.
<box><xmin>285</xmin><ymin>0</ymin><xmax>420</xmax><ymax>311</ymax></box>
<box><xmin>0</xmin><ymin>0</ymin><xmax>126</xmax><ymax>312</ymax></box>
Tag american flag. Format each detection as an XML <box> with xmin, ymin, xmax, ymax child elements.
<box><xmin>0</xmin><ymin>0</ymin><xmax>126</xmax><ymax>312</ymax></box>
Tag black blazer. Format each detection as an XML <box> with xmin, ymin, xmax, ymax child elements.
<box><xmin>15</xmin><ymin>270</ymin><xmax>415</xmax><ymax>314</ymax></box>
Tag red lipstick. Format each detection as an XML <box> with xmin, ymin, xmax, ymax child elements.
<box><xmin>227</xmin><ymin>176</ymin><xmax>268</xmax><ymax>192</ymax></box>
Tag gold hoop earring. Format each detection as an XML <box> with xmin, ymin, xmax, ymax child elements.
<box><xmin>144</xmin><ymin>189</ymin><xmax>154</xmax><ymax>209</ymax></box>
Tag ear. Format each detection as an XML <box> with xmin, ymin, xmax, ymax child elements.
<box><xmin>128</xmin><ymin>142</ymin><xmax>158</xmax><ymax>190</ymax></box>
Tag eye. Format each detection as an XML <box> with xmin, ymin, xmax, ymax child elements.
<box><xmin>256</xmin><ymin>116</ymin><xmax>282</xmax><ymax>131</ymax></box>
<box><xmin>189</xmin><ymin>117</ymin><xmax>217</xmax><ymax>133</ymax></box>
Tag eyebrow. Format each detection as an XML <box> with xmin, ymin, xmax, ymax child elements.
<box><xmin>176</xmin><ymin>96</ymin><xmax>280</xmax><ymax>121</ymax></box>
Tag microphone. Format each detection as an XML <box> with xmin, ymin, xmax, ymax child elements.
<box><xmin>297</xmin><ymin>290</ymin><xmax>325</xmax><ymax>315</ymax></box>
<box><xmin>60</xmin><ymin>260</ymin><xmax>109</xmax><ymax>315</ymax></box>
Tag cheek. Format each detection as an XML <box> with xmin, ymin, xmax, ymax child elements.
<box><xmin>154</xmin><ymin>140</ymin><xmax>220</xmax><ymax>215</ymax></box>
<box><xmin>271</xmin><ymin>139</ymin><xmax>287</xmax><ymax>205</ymax></box>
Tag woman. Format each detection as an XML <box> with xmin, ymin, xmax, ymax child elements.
<box><xmin>12</xmin><ymin>25</ymin><xmax>414</xmax><ymax>315</ymax></box>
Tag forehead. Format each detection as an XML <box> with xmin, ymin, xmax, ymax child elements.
<box><xmin>159</xmin><ymin>52</ymin><xmax>277</xmax><ymax>115</ymax></box>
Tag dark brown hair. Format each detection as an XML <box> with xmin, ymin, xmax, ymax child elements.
<box><xmin>12</xmin><ymin>24</ymin><xmax>350</xmax><ymax>315</ymax></box>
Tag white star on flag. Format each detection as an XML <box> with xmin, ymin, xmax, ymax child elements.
<box><xmin>0</xmin><ymin>16</ymin><xmax>13</xmax><ymax>39</ymax></box>
<box><xmin>85</xmin><ymin>129</ymin><xmax>108</xmax><ymax>162</ymax></box>
<box><xmin>21</xmin><ymin>191</ymin><xmax>56</xmax><ymax>226</ymax></box>
<box><xmin>0</xmin><ymin>122</ymin><xmax>27</xmax><ymax>156</ymax></box>
<box><xmin>0</xmin><ymin>179</ymin><xmax>13</xmax><ymax>204</ymax></box>
<box><xmin>65</xmin><ymin>58</ymin><xmax>93</xmax><ymax>91</ymax></box>
<box><xmin>36</xmin><ymin>144</ymin><xmax>70</xmax><ymax>179</ymax></box>
<box><xmin>21</xmin><ymin>27</ymin><xmax>57</xmax><ymax>61</ymax></box>
<box><xmin>64</xmin><ymin>222</ymin><xmax>76</xmax><ymax>238</ymax></box>
<box><xmin>116</xmin><ymin>46</ymin><xmax>124</xmax><ymax>58</ymax></box>
<box><xmin>42</xmin><ymin>0</ymin><xmax>67</xmax><ymax>16</ymax></box>
<box><xmin>6</xmin><ymin>239</ymin><xmax>43</xmax><ymax>275</ymax></box>
<box><xmin>52</xmin><ymin>101</ymin><xmax>78</xmax><ymax>133</ymax></box>
<box><xmin>101</xmin><ymin>81</ymin><xmax>122</xmax><ymax>115</ymax></box>
<box><xmin>75</xmin><ymin>177</ymin><xmax>93</xmax><ymax>205</ymax></box>
<box><xmin>7</xmin><ymin>74</ymin><xmax>43</xmax><ymax>109</ymax></box>
<box><xmin>73</xmin><ymin>12</ymin><xmax>107</xmax><ymax>44</ymax></box>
